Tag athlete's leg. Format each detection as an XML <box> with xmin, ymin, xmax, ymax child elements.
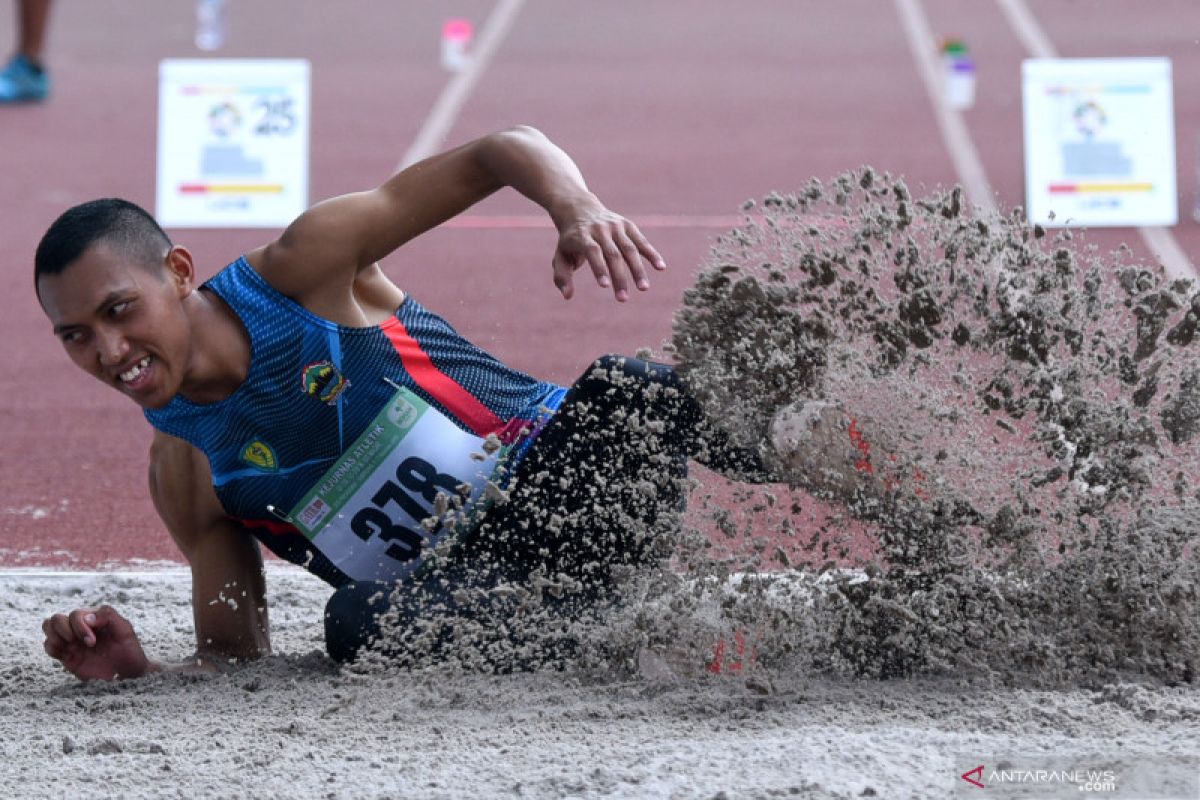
<box><xmin>323</xmin><ymin>580</ymin><xmax>394</xmax><ymax>664</ymax></box>
<box><xmin>324</xmin><ymin>355</ymin><xmax>767</xmax><ymax>665</ymax></box>
<box><xmin>322</xmin><ymin>571</ymin><xmax>579</xmax><ymax>668</ymax></box>
<box><xmin>452</xmin><ymin>354</ymin><xmax>767</xmax><ymax>590</ymax></box>
<box><xmin>324</xmin><ymin>577</ymin><xmax>470</xmax><ymax>666</ymax></box>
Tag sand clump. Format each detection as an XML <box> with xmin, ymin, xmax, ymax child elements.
<box><xmin>346</xmin><ymin>170</ymin><xmax>1199</xmax><ymax>692</ymax></box>
<box><xmin>670</xmin><ymin>169</ymin><xmax>1199</xmax><ymax>687</ymax></box>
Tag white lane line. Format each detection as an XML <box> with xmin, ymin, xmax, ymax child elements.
<box><xmin>893</xmin><ymin>0</ymin><xmax>998</xmax><ymax>216</ymax></box>
<box><xmin>1138</xmin><ymin>226</ymin><xmax>1196</xmax><ymax>281</ymax></box>
<box><xmin>0</xmin><ymin>568</ymin><xmax>189</xmax><ymax>579</ymax></box>
<box><xmin>995</xmin><ymin>0</ymin><xmax>1196</xmax><ymax>280</ymax></box>
<box><xmin>396</xmin><ymin>0</ymin><xmax>526</xmax><ymax>172</ymax></box>
<box><xmin>0</xmin><ymin>564</ymin><xmax>310</xmax><ymax>581</ymax></box>
<box><xmin>994</xmin><ymin>0</ymin><xmax>1056</xmax><ymax>58</ymax></box>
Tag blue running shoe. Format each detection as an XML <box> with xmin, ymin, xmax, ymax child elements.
<box><xmin>0</xmin><ymin>55</ymin><xmax>50</xmax><ymax>103</ymax></box>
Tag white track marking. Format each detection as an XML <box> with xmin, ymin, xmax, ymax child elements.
<box><xmin>1138</xmin><ymin>226</ymin><xmax>1196</xmax><ymax>281</ymax></box>
<box><xmin>893</xmin><ymin>0</ymin><xmax>998</xmax><ymax>215</ymax></box>
<box><xmin>0</xmin><ymin>568</ymin><xmax>191</xmax><ymax>580</ymax></box>
<box><xmin>396</xmin><ymin>0</ymin><xmax>526</xmax><ymax>171</ymax></box>
<box><xmin>995</xmin><ymin>0</ymin><xmax>1196</xmax><ymax>280</ymax></box>
<box><xmin>994</xmin><ymin>0</ymin><xmax>1056</xmax><ymax>58</ymax></box>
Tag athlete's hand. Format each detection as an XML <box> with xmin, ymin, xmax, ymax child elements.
<box><xmin>42</xmin><ymin>605</ymin><xmax>152</xmax><ymax>681</ymax></box>
<box><xmin>552</xmin><ymin>203</ymin><xmax>666</xmax><ymax>302</ymax></box>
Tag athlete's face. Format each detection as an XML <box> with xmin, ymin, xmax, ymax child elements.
<box><xmin>38</xmin><ymin>243</ymin><xmax>197</xmax><ymax>410</ymax></box>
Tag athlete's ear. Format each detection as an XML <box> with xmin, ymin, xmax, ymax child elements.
<box><xmin>163</xmin><ymin>246</ymin><xmax>197</xmax><ymax>297</ymax></box>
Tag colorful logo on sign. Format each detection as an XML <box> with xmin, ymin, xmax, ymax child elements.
<box><xmin>240</xmin><ymin>439</ymin><xmax>278</xmax><ymax>472</ymax></box>
<box><xmin>208</xmin><ymin>100</ymin><xmax>241</xmax><ymax>138</ymax></box>
<box><xmin>1073</xmin><ymin>99</ymin><xmax>1107</xmax><ymax>138</ymax></box>
<box><xmin>301</xmin><ymin>361</ymin><xmax>350</xmax><ymax>405</ymax></box>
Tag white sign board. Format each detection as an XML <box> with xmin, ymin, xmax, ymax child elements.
<box><xmin>1022</xmin><ymin>57</ymin><xmax>1176</xmax><ymax>227</ymax></box>
<box><xmin>156</xmin><ymin>59</ymin><xmax>309</xmax><ymax>228</ymax></box>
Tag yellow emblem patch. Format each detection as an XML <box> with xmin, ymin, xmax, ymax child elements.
<box><xmin>241</xmin><ymin>440</ymin><xmax>278</xmax><ymax>472</ymax></box>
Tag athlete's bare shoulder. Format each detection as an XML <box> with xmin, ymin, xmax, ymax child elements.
<box><xmin>148</xmin><ymin>428</ymin><xmax>199</xmax><ymax>474</ymax></box>
<box><xmin>242</xmin><ymin>230</ymin><xmax>403</xmax><ymax>327</ymax></box>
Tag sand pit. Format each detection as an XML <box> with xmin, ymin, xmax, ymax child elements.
<box><xmin>4</xmin><ymin>566</ymin><xmax>1198</xmax><ymax>799</ymax></box>
<box><xmin>11</xmin><ymin>175</ymin><xmax>1199</xmax><ymax>798</ymax></box>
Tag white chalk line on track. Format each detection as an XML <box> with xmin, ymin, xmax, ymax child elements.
<box><xmin>995</xmin><ymin>0</ymin><xmax>1197</xmax><ymax>281</ymax></box>
<box><xmin>893</xmin><ymin>0</ymin><xmax>998</xmax><ymax>216</ymax></box>
<box><xmin>396</xmin><ymin>0</ymin><xmax>526</xmax><ymax>172</ymax></box>
<box><xmin>0</xmin><ymin>568</ymin><xmax>191</xmax><ymax>580</ymax></box>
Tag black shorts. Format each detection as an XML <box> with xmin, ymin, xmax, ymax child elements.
<box><xmin>323</xmin><ymin>354</ymin><xmax>764</xmax><ymax>664</ymax></box>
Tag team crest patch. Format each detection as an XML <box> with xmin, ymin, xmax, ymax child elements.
<box><xmin>241</xmin><ymin>439</ymin><xmax>278</xmax><ymax>472</ymax></box>
<box><xmin>301</xmin><ymin>361</ymin><xmax>350</xmax><ymax>405</ymax></box>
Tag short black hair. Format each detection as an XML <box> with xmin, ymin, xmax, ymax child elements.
<box><xmin>34</xmin><ymin>198</ymin><xmax>172</xmax><ymax>289</ymax></box>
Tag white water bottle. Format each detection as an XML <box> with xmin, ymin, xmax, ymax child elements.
<box><xmin>195</xmin><ymin>0</ymin><xmax>227</xmax><ymax>51</ymax></box>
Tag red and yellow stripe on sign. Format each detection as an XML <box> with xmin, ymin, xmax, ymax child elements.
<box><xmin>178</xmin><ymin>183</ymin><xmax>285</xmax><ymax>194</ymax></box>
<box><xmin>1048</xmin><ymin>182</ymin><xmax>1154</xmax><ymax>194</ymax></box>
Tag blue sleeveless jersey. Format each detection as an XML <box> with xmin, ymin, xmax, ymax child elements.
<box><xmin>145</xmin><ymin>257</ymin><xmax>566</xmax><ymax>586</ymax></box>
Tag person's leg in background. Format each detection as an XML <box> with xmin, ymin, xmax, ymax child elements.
<box><xmin>1</xmin><ymin>0</ymin><xmax>53</xmax><ymax>103</ymax></box>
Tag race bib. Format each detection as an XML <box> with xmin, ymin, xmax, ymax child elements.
<box><xmin>288</xmin><ymin>387</ymin><xmax>505</xmax><ymax>582</ymax></box>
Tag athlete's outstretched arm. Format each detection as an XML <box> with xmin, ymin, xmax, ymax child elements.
<box><xmin>253</xmin><ymin>125</ymin><xmax>665</xmax><ymax>303</ymax></box>
<box><xmin>41</xmin><ymin>433</ymin><xmax>271</xmax><ymax>681</ymax></box>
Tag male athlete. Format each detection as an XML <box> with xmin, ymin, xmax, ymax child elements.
<box><xmin>36</xmin><ymin>126</ymin><xmax>763</xmax><ymax>680</ymax></box>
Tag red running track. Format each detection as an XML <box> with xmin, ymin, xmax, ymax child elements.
<box><xmin>3</xmin><ymin>0</ymin><xmax>1198</xmax><ymax>567</ymax></box>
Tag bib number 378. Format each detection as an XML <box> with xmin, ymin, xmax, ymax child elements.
<box><xmin>289</xmin><ymin>387</ymin><xmax>503</xmax><ymax>583</ymax></box>
<box><xmin>350</xmin><ymin>456</ymin><xmax>462</xmax><ymax>563</ymax></box>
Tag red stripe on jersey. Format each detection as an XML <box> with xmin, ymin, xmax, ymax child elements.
<box><xmin>234</xmin><ymin>515</ymin><xmax>301</xmax><ymax>537</ymax></box>
<box><xmin>382</xmin><ymin>317</ymin><xmax>503</xmax><ymax>436</ymax></box>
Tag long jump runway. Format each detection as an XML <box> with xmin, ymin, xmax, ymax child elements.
<box><xmin>2</xmin><ymin>3</ymin><xmax>1199</xmax><ymax>798</ymax></box>
<box><xmin>6</xmin><ymin>0</ymin><xmax>1197</xmax><ymax>568</ymax></box>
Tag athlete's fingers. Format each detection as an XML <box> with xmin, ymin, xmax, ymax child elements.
<box><xmin>626</xmin><ymin>223</ymin><xmax>666</xmax><ymax>272</ymax></box>
<box><xmin>597</xmin><ymin>238</ymin><xmax>632</xmax><ymax>302</ymax></box>
<box><xmin>42</xmin><ymin>617</ymin><xmax>69</xmax><ymax>654</ymax></box>
<box><xmin>43</xmin><ymin>637</ymin><xmax>65</xmax><ymax>660</ymax></box>
<box><xmin>614</xmin><ymin>231</ymin><xmax>650</xmax><ymax>291</ymax></box>
<box><xmin>48</xmin><ymin>613</ymin><xmax>76</xmax><ymax>645</ymax></box>
<box><xmin>68</xmin><ymin>608</ymin><xmax>98</xmax><ymax>646</ymax></box>
<box><xmin>579</xmin><ymin>240</ymin><xmax>625</xmax><ymax>299</ymax></box>
<box><xmin>551</xmin><ymin>251</ymin><xmax>576</xmax><ymax>300</ymax></box>
<box><xmin>89</xmin><ymin>605</ymin><xmax>121</xmax><ymax>632</ymax></box>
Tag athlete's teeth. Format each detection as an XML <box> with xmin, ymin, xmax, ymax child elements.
<box><xmin>120</xmin><ymin>357</ymin><xmax>151</xmax><ymax>383</ymax></box>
